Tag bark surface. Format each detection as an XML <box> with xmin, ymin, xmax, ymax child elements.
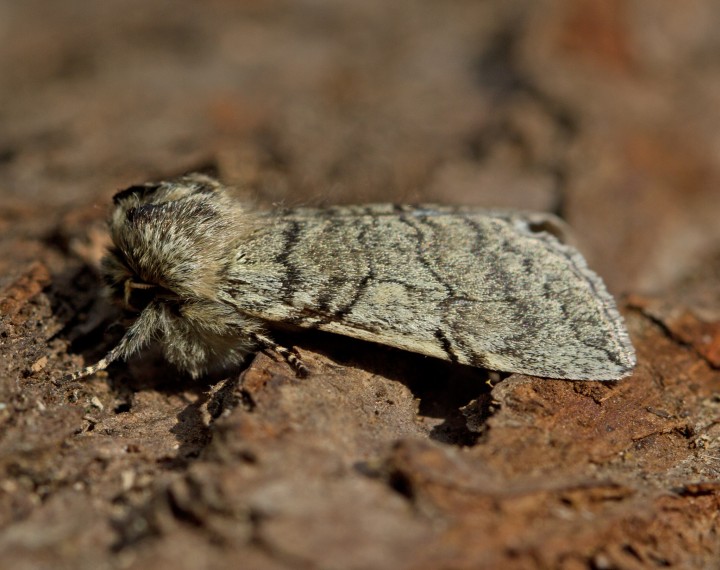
<box><xmin>2</xmin><ymin>1</ymin><xmax>720</xmax><ymax>568</ymax></box>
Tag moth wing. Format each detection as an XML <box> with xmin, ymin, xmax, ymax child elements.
<box><xmin>230</xmin><ymin>206</ymin><xmax>635</xmax><ymax>380</ymax></box>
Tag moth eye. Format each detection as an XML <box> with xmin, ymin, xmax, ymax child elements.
<box><xmin>112</xmin><ymin>183</ymin><xmax>162</xmax><ymax>206</ymax></box>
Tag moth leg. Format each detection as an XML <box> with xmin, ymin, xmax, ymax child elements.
<box><xmin>124</xmin><ymin>279</ymin><xmax>156</xmax><ymax>311</ymax></box>
<box><xmin>61</xmin><ymin>343</ymin><xmax>125</xmax><ymax>382</ymax></box>
<box><xmin>61</xmin><ymin>303</ymin><xmax>161</xmax><ymax>383</ymax></box>
<box><xmin>251</xmin><ymin>332</ymin><xmax>309</xmax><ymax>377</ymax></box>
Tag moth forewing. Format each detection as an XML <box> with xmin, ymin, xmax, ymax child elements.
<box><xmin>66</xmin><ymin>174</ymin><xmax>636</xmax><ymax>382</ymax></box>
<box><xmin>228</xmin><ymin>206</ymin><xmax>635</xmax><ymax>381</ymax></box>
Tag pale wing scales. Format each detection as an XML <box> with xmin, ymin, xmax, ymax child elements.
<box><xmin>227</xmin><ymin>206</ymin><xmax>635</xmax><ymax>380</ymax></box>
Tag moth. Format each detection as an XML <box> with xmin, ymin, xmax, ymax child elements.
<box><xmin>67</xmin><ymin>174</ymin><xmax>636</xmax><ymax>382</ymax></box>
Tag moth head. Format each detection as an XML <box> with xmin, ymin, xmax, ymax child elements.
<box><xmin>104</xmin><ymin>174</ymin><xmax>245</xmax><ymax>302</ymax></box>
<box><xmin>104</xmin><ymin>175</ymin><xmax>218</xmax><ymax>310</ymax></box>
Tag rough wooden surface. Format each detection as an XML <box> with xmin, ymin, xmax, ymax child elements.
<box><xmin>2</xmin><ymin>1</ymin><xmax>720</xmax><ymax>568</ymax></box>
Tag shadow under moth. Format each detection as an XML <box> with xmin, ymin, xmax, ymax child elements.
<box><xmin>67</xmin><ymin>174</ymin><xmax>636</xmax><ymax>382</ymax></box>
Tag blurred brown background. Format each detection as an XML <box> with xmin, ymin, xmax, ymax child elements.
<box><xmin>2</xmin><ymin>2</ymin><xmax>720</xmax><ymax>569</ymax></box>
<box><xmin>3</xmin><ymin>0</ymin><xmax>720</xmax><ymax>293</ymax></box>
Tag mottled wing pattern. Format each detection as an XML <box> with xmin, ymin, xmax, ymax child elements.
<box><xmin>224</xmin><ymin>205</ymin><xmax>635</xmax><ymax>380</ymax></box>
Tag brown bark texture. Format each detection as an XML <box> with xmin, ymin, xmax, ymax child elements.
<box><xmin>2</xmin><ymin>1</ymin><xmax>720</xmax><ymax>569</ymax></box>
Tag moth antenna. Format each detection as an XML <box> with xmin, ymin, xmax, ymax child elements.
<box><xmin>251</xmin><ymin>332</ymin><xmax>309</xmax><ymax>377</ymax></box>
